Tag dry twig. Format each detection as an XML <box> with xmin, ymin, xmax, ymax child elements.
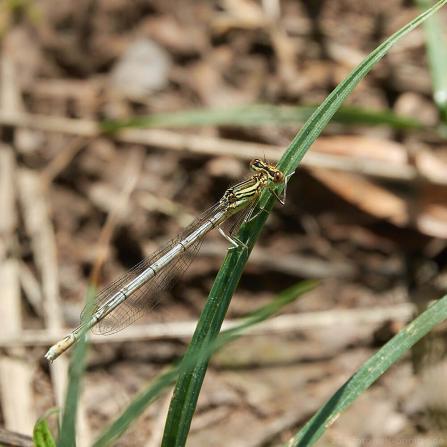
<box><xmin>0</xmin><ymin>428</ymin><xmax>33</xmax><ymax>447</ymax></box>
<box><xmin>0</xmin><ymin>303</ymin><xmax>414</xmax><ymax>348</ymax></box>
<box><xmin>0</xmin><ymin>50</ymin><xmax>36</xmax><ymax>434</ymax></box>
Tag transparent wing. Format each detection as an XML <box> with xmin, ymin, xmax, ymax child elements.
<box><xmin>219</xmin><ymin>199</ymin><xmax>258</xmax><ymax>241</ymax></box>
<box><xmin>80</xmin><ymin>200</ymin><xmax>225</xmax><ymax>335</ymax></box>
<box><xmin>94</xmin><ymin>236</ymin><xmax>204</xmax><ymax>335</ymax></box>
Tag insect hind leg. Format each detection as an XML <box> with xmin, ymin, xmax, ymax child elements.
<box><xmin>218</xmin><ymin>227</ymin><xmax>248</xmax><ymax>250</ymax></box>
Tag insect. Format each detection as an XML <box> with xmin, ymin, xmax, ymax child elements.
<box><xmin>45</xmin><ymin>159</ymin><xmax>286</xmax><ymax>361</ymax></box>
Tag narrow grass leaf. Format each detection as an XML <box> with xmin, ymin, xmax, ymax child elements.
<box><xmin>92</xmin><ymin>367</ymin><xmax>179</xmax><ymax>447</ymax></box>
<box><xmin>161</xmin><ymin>2</ymin><xmax>447</xmax><ymax>446</ymax></box>
<box><xmin>92</xmin><ymin>281</ymin><xmax>316</xmax><ymax>447</ymax></box>
<box><xmin>57</xmin><ymin>286</ymin><xmax>95</xmax><ymax>447</ymax></box>
<box><xmin>33</xmin><ymin>418</ymin><xmax>57</xmax><ymax>447</ymax></box>
<box><xmin>101</xmin><ymin>104</ymin><xmax>423</xmax><ymax>132</ymax></box>
<box><xmin>289</xmin><ymin>293</ymin><xmax>447</xmax><ymax>446</ymax></box>
<box><xmin>417</xmin><ymin>0</ymin><xmax>447</xmax><ymax>121</ymax></box>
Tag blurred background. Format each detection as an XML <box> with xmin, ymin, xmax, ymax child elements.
<box><xmin>1</xmin><ymin>0</ymin><xmax>447</xmax><ymax>445</ymax></box>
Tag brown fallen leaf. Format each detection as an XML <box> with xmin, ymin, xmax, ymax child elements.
<box><xmin>313</xmin><ymin>135</ymin><xmax>408</xmax><ymax>164</ymax></box>
<box><xmin>415</xmin><ymin>148</ymin><xmax>447</xmax><ymax>185</ymax></box>
<box><xmin>313</xmin><ymin>169</ymin><xmax>447</xmax><ymax>238</ymax></box>
<box><xmin>311</xmin><ymin>169</ymin><xmax>409</xmax><ymax>226</ymax></box>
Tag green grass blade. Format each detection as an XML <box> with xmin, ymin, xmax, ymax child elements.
<box><xmin>275</xmin><ymin>0</ymin><xmax>446</xmax><ymax>180</ymax></box>
<box><xmin>222</xmin><ymin>281</ymin><xmax>317</xmax><ymax>338</ymax></box>
<box><xmin>332</xmin><ymin>105</ymin><xmax>423</xmax><ymax>129</ymax></box>
<box><xmin>100</xmin><ymin>104</ymin><xmax>423</xmax><ymax>132</ymax></box>
<box><xmin>161</xmin><ymin>2</ymin><xmax>447</xmax><ymax>446</ymax></box>
<box><xmin>92</xmin><ymin>281</ymin><xmax>316</xmax><ymax>447</ymax></box>
<box><xmin>289</xmin><ymin>293</ymin><xmax>447</xmax><ymax>446</ymax></box>
<box><xmin>92</xmin><ymin>367</ymin><xmax>179</xmax><ymax>447</ymax></box>
<box><xmin>34</xmin><ymin>418</ymin><xmax>57</xmax><ymax>447</ymax></box>
<box><xmin>417</xmin><ymin>0</ymin><xmax>447</xmax><ymax>121</ymax></box>
<box><xmin>57</xmin><ymin>286</ymin><xmax>95</xmax><ymax>447</ymax></box>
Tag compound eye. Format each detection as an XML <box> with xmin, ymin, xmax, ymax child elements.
<box><xmin>274</xmin><ymin>171</ymin><xmax>284</xmax><ymax>183</ymax></box>
<box><xmin>250</xmin><ymin>158</ymin><xmax>261</xmax><ymax>168</ymax></box>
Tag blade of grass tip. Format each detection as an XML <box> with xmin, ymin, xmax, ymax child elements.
<box><xmin>417</xmin><ymin>0</ymin><xmax>447</xmax><ymax>122</ymax></box>
<box><xmin>275</xmin><ymin>0</ymin><xmax>447</xmax><ymax>180</ymax></box>
<box><xmin>57</xmin><ymin>285</ymin><xmax>96</xmax><ymax>447</ymax></box>
<box><xmin>161</xmin><ymin>2</ymin><xmax>447</xmax><ymax>447</ymax></box>
<box><xmin>34</xmin><ymin>409</ymin><xmax>59</xmax><ymax>447</ymax></box>
<box><xmin>93</xmin><ymin>281</ymin><xmax>316</xmax><ymax>447</ymax></box>
<box><xmin>289</xmin><ymin>293</ymin><xmax>447</xmax><ymax>447</ymax></box>
<box><xmin>34</xmin><ymin>418</ymin><xmax>57</xmax><ymax>447</ymax></box>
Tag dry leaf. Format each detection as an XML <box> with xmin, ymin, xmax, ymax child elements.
<box><xmin>312</xmin><ymin>169</ymin><xmax>408</xmax><ymax>226</ymax></box>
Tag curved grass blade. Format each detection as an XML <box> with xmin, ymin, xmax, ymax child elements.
<box><xmin>161</xmin><ymin>2</ymin><xmax>447</xmax><ymax>446</ymax></box>
<box><xmin>92</xmin><ymin>281</ymin><xmax>316</xmax><ymax>447</ymax></box>
<box><xmin>289</xmin><ymin>292</ymin><xmax>447</xmax><ymax>446</ymax></box>
<box><xmin>34</xmin><ymin>418</ymin><xmax>57</xmax><ymax>447</ymax></box>
<box><xmin>33</xmin><ymin>409</ymin><xmax>59</xmax><ymax>447</ymax></box>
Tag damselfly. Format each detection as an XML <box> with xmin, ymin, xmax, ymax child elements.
<box><xmin>45</xmin><ymin>159</ymin><xmax>286</xmax><ymax>361</ymax></box>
